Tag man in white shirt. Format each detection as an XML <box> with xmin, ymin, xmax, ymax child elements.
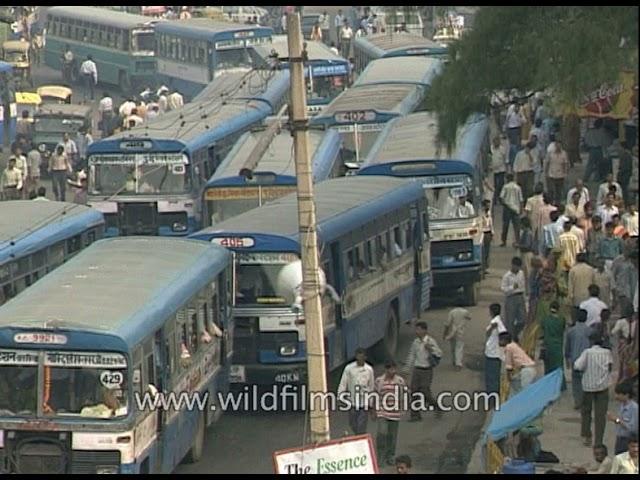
<box><xmin>513</xmin><ymin>141</ymin><xmax>535</xmax><ymax>200</ymax></box>
<box><xmin>500</xmin><ymin>173</ymin><xmax>523</xmax><ymax>247</ymax></box>
<box><xmin>574</xmin><ymin>333</ymin><xmax>613</xmax><ymax>447</ymax></box>
<box><xmin>403</xmin><ymin>322</ymin><xmax>443</xmax><ymax>421</ymax></box>
<box><xmin>566</xmin><ymin>179</ymin><xmax>590</xmax><ymax>209</ymax></box>
<box><xmin>58</xmin><ymin>132</ymin><xmax>78</xmax><ymax>167</ymax></box>
<box><xmin>79</xmin><ymin>54</ymin><xmax>98</xmax><ymax>100</ymax></box>
<box><xmin>443</xmin><ymin>307</ymin><xmax>471</xmax><ymax>371</ymax></box>
<box><xmin>501</xmin><ymin>257</ymin><xmax>526</xmax><ymax>341</ymax></box>
<box><xmin>334</xmin><ymin>9</ymin><xmax>344</xmax><ymax>42</ymax></box>
<box><xmin>119</xmin><ymin>98</ymin><xmax>136</xmax><ymax>119</ymax></box>
<box><xmin>484</xmin><ymin>303</ymin><xmax>507</xmax><ymax>397</ymax></box>
<box><xmin>596</xmin><ymin>193</ymin><xmax>619</xmax><ymax>227</ymax></box>
<box><xmin>505</xmin><ymin>102</ymin><xmax>526</xmax><ymax>148</ymax></box>
<box><xmin>98</xmin><ymin>91</ymin><xmax>114</xmax><ymax>136</ymax></box>
<box><xmin>609</xmin><ymin>436</ymin><xmax>639</xmax><ymax>474</ymax></box>
<box><xmin>579</xmin><ymin>284</ymin><xmax>608</xmax><ymax>328</ymax></box>
<box><xmin>455</xmin><ymin>195</ymin><xmax>475</xmax><ymax>218</ymax></box>
<box><xmin>490</xmin><ymin>135</ymin><xmax>508</xmax><ymax>203</ymax></box>
<box><xmin>337</xmin><ymin>348</ymin><xmax>374</xmax><ymax>435</ymax></box>
<box><xmin>596</xmin><ymin>173</ymin><xmax>623</xmax><ymax>205</ymax></box>
<box><xmin>340</xmin><ymin>20</ymin><xmax>353</xmax><ymax>58</ymax></box>
<box><xmin>123</xmin><ymin>108</ymin><xmax>144</xmax><ymax>130</ymax></box>
<box><xmin>319</xmin><ymin>11</ymin><xmax>331</xmax><ymax>43</ymax></box>
<box><xmin>481</xmin><ymin>200</ymin><xmax>494</xmax><ymax>272</ymax></box>
<box><xmin>167</xmin><ymin>90</ymin><xmax>184</xmax><ymax>111</ymax></box>
<box><xmin>622</xmin><ymin>203</ymin><xmax>638</xmax><ymax>237</ymax></box>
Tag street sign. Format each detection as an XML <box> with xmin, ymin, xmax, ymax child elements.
<box><xmin>333</xmin><ymin>110</ymin><xmax>376</xmax><ymax>124</ymax></box>
<box><xmin>273</xmin><ymin>434</ymin><xmax>378</xmax><ymax>474</ymax></box>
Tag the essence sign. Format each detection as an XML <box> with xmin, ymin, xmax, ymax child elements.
<box><xmin>273</xmin><ymin>435</ymin><xmax>378</xmax><ymax>474</ymax></box>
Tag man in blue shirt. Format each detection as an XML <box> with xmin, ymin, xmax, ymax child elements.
<box><xmin>608</xmin><ymin>382</ymin><xmax>639</xmax><ymax>455</ymax></box>
<box><xmin>565</xmin><ymin>308</ymin><xmax>592</xmax><ymax>410</ymax></box>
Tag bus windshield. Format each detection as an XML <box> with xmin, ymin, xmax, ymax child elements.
<box><xmin>132</xmin><ymin>29</ymin><xmax>155</xmax><ymax>54</ymax></box>
<box><xmin>0</xmin><ymin>362</ymin><xmax>38</xmax><ymax>416</ymax></box>
<box><xmin>307</xmin><ymin>75</ymin><xmax>347</xmax><ymax>103</ymax></box>
<box><xmin>89</xmin><ymin>153</ymin><xmax>191</xmax><ymax>195</ymax></box>
<box><xmin>236</xmin><ymin>253</ymin><xmax>299</xmax><ymax>306</ymax></box>
<box><xmin>210</xmin><ymin>198</ymin><xmax>260</xmax><ymax>225</ymax></box>
<box><xmin>35</xmin><ymin>116</ymin><xmax>85</xmax><ymax>134</ymax></box>
<box><xmin>423</xmin><ymin>174</ymin><xmax>476</xmax><ymax>221</ymax></box>
<box><xmin>206</xmin><ymin>186</ymin><xmax>297</xmax><ymax>225</ymax></box>
<box><xmin>216</xmin><ymin>48</ymin><xmax>252</xmax><ymax>70</ymax></box>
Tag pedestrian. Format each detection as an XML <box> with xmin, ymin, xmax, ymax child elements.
<box><xmin>123</xmin><ymin>108</ymin><xmax>144</xmax><ymax>129</ymax></box>
<box><xmin>11</xmin><ymin>147</ymin><xmax>28</xmax><ymax>198</ymax></box>
<box><xmin>587</xmin><ymin>215</ymin><xmax>604</xmax><ymax>266</ymax></box>
<box><xmin>98</xmin><ymin>91</ymin><xmax>114</xmax><ymax>136</ymax></box>
<box><xmin>565</xmin><ymin>308</ymin><xmax>592</xmax><ymax>410</ymax></box>
<box><xmin>395</xmin><ymin>455</ymin><xmax>412</xmax><ymax>474</ymax></box>
<box><xmin>586</xmin><ymin>444</ymin><xmax>613</xmax><ymax>474</ymax></box>
<box><xmin>484</xmin><ymin>303</ymin><xmax>508</xmax><ymax>397</ymax></box>
<box><xmin>280</xmin><ymin>11</ymin><xmax>288</xmax><ymax>34</ymax></box>
<box><xmin>443</xmin><ymin>307</ymin><xmax>471</xmax><ymax>371</ymax></box>
<box><xmin>61</xmin><ymin>44</ymin><xmax>74</xmax><ymax>84</ymax></box>
<box><xmin>374</xmin><ymin>361</ymin><xmax>406</xmax><ymax>466</ymax></box>
<box><xmin>622</xmin><ymin>203</ymin><xmax>638</xmax><ymax>237</ymax></box>
<box><xmin>490</xmin><ymin>135</ymin><xmax>508</xmax><ymax>204</ymax></box>
<box><xmin>499</xmin><ymin>173</ymin><xmax>523</xmax><ymax>247</ymax></box>
<box><xmin>33</xmin><ymin>186</ymin><xmax>48</xmax><ymax>201</ymax></box>
<box><xmin>611</xmin><ymin>214</ymin><xmax>627</xmax><ymax>238</ymax></box>
<box><xmin>609</xmin><ymin>436</ymin><xmax>639</xmax><ymax>474</ymax></box>
<box><xmin>611</xmin><ymin>249</ymin><xmax>638</xmax><ymax>316</ymax></box>
<box><xmin>611</xmin><ymin>304</ymin><xmax>638</xmax><ymax>384</ymax></box>
<box><xmin>310</xmin><ymin>22</ymin><xmax>323</xmax><ymax>42</ymax></box>
<box><xmin>481</xmin><ymin>200</ymin><xmax>493</xmax><ymax>273</ymax></box>
<box><xmin>542</xmin><ymin>209</ymin><xmax>561</xmax><ymax>256</ymax></box>
<box><xmin>597</xmin><ymin>174</ymin><xmax>624</xmax><ymax>206</ymax></box>
<box><xmin>579</xmin><ymin>284</ymin><xmax>608</xmax><ymax>328</ymax></box>
<box><xmin>26</xmin><ymin>143</ymin><xmax>42</xmax><ymax>194</ymax></box>
<box><xmin>337</xmin><ymin>348</ymin><xmax>374</xmax><ymax>435</ymax></box>
<box><xmin>597</xmin><ymin>222</ymin><xmax>623</xmax><ymax>267</ymax></box>
<box><xmin>565</xmin><ymin>191</ymin><xmax>586</xmax><ymax>221</ymax></box>
<box><xmin>574</xmin><ymin>332</ymin><xmax>613</xmax><ymax>447</ymax></box>
<box><xmin>136</xmin><ymin>100</ymin><xmax>147</xmax><ymax>121</ymax></box>
<box><xmin>48</xmin><ymin>144</ymin><xmax>72</xmax><ymax>201</ymax></box>
<box><xmin>544</xmin><ymin>139</ymin><xmax>569</xmax><ymax>205</ymax></box>
<box><xmin>146</xmin><ymin>104</ymin><xmax>160</xmax><ymax>121</ymax></box>
<box><xmin>1</xmin><ymin>158</ymin><xmax>23</xmax><ymax>200</ymax></box>
<box><xmin>499</xmin><ymin>332</ymin><xmax>537</xmax><ymax>397</ymax></box>
<box><xmin>334</xmin><ymin>9</ymin><xmax>344</xmax><ymax>43</ymax></box>
<box><xmin>528</xmin><ymin>256</ymin><xmax>544</xmax><ymax>324</ymax></box>
<box><xmin>501</xmin><ymin>257</ymin><xmax>526</xmax><ymax>340</ymax></box>
<box><xmin>340</xmin><ymin>20</ymin><xmax>353</xmax><ymax>58</ymax></box>
<box><xmin>119</xmin><ymin>97</ymin><xmax>136</xmax><ymax>119</ymax></box>
<box><xmin>540</xmin><ymin>301</ymin><xmax>566</xmax><ymax>388</ymax></box>
<box><xmin>75</xmin><ymin>127</ymin><xmax>93</xmax><ymax>170</ymax></box>
<box><xmin>403</xmin><ymin>321</ymin><xmax>443</xmax><ymax>421</ymax></box>
<box><xmin>529</xmin><ymin>124</ymin><xmax>546</xmax><ymax>185</ymax></box>
<box><xmin>568</xmin><ymin>253</ymin><xmax>595</xmax><ymax>322</ymax></box>
<box><xmin>584</xmin><ymin>119</ymin><xmax>612</xmax><ymax>184</ymax></box>
<box><xmin>524</xmin><ymin>182</ymin><xmax>545</xmax><ymax>253</ymax></box>
<box><xmin>179</xmin><ymin>6</ymin><xmax>191</xmax><ymax>20</ymax></box>
<box><xmin>516</xmin><ymin>217</ymin><xmax>534</xmax><ymax>287</ymax></box>
<box><xmin>566</xmin><ymin>179</ymin><xmax>590</xmax><ymax>210</ymax></box>
<box><xmin>607</xmin><ymin>382</ymin><xmax>638</xmax><ymax>455</ymax></box>
<box><xmin>167</xmin><ymin>89</ymin><xmax>184</xmax><ymax>111</ymax></box>
<box><xmin>505</xmin><ymin>102</ymin><xmax>526</xmax><ymax>157</ymax></box>
<box><xmin>513</xmin><ymin>140</ymin><xmax>536</xmax><ymax>201</ymax></box>
<box><xmin>319</xmin><ymin>11</ymin><xmax>331</xmax><ymax>44</ymax></box>
<box><xmin>558</xmin><ymin>220</ymin><xmax>581</xmax><ymax>272</ymax></box>
<box><xmin>79</xmin><ymin>55</ymin><xmax>98</xmax><ymax>101</ymax></box>
<box><xmin>617</xmin><ymin>142</ymin><xmax>633</xmax><ymax>202</ymax></box>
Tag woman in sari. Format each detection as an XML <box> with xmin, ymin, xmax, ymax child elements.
<box><xmin>613</xmin><ymin>306</ymin><xmax>638</xmax><ymax>384</ymax></box>
<box><xmin>535</xmin><ymin>254</ymin><xmax>559</xmax><ymax>325</ymax></box>
<box><xmin>540</xmin><ymin>301</ymin><xmax>566</xmax><ymax>390</ymax></box>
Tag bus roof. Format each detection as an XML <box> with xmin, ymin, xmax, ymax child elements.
<box><xmin>310</xmin><ymin>83</ymin><xmax>424</xmax><ymax>127</ymax></box>
<box><xmin>353</xmin><ymin>56</ymin><xmax>442</xmax><ymax>87</ymax></box>
<box><xmin>47</xmin><ymin>6</ymin><xmax>160</xmax><ymax>29</ymax></box>
<box><xmin>360</xmin><ymin>111</ymin><xmax>489</xmax><ymax>173</ymax></box>
<box><xmin>0</xmin><ymin>237</ymin><xmax>231</xmax><ymax>350</ymax></box>
<box><xmin>207</xmin><ymin>124</ymin><xmax>338</xmax><ymax>183</ymax></box>
<box><xmin>0</xmin><ymin>201</ymin><xmax>104</xmax><ymax>265</ymax></box>
<box><xmin>355</xmin><ymin>32</ymin><xmax>447</xmax><ymax>57</ymax></box>
<box><xmin>89</xmin><ymin>70</ymin><xmax>289</xmax><ymax>155</ymax></box>
<box><xmin>155</xmin><ymin>18</ymin><xmax>272</xmax><ymax>41</ymax></box>
<box><xmin>36</xmin><ymin>104</ymin><xmax>93</xmax><ymax>117</ymax></box>
<box><xmin>193</xmin><ymin>176</ymin><xmax>424</xmax><ymax>250</ymax></box>
<box><xmin>253</xmin><ymin>37</ymin><xmax>348</xmax><ymax>65</ymax></box>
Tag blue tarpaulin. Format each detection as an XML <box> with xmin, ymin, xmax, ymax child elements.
<box><xmin>483</xmin><ymin>369</ymin><xmax>563</xmax><ymax>443</ymax></box>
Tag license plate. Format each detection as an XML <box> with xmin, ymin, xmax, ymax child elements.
<box><xmin>274</xmin><ymin>372</ymin><xmax>300</xmax><ymax>384</ymax></box>
<box><xmin>229</xmin><ymin>365</ymin><xmax>246</xmax><ymax>383</ymax></box>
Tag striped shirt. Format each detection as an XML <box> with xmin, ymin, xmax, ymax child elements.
<box><xmin>374</xmin><ymin>374</ymin><xmax>406</xmax><ymax>421</ymax></box>
<box><xmin>574</xmin><ymin>345</ymin><xmax>612</xmax><ymax>392</ymax></box>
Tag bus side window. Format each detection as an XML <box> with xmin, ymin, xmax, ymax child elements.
<box><xmin>366</xmin><ymin>239</ymin><xmax>375</xmax><ymax>271</ymax></box>
<box><xmin>376</xmin><ymin>235</ymin><xmax>386</xmax><ymax>265</ymax></box>
<box><xmin>187</xmin><ymin>301</ymin><xmax>199</xmax><ymax>355</ymax></box>
<box><xmin>405</xmin><ymin>221</ymin><xmax>413</xmax><ymax>249</ymax></box>
<box><xmin>393</xmin><ymin>226</ymin><xmax>402</xmax><ymax>256</ymax></box>
<box><xmin>345</xmin><ymin>249</ymin><xmax>355</xmax><ymax>281</ymax></box>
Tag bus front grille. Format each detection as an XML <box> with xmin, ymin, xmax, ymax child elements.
<box><xmin>119</xmin><ymin>202</ymin><xmax>158</xmax><ymax>236</ymax></box>
<box><xmin>71</xmin><ymin>450</ymin><xmax>121</xmax><ymax>474</ymax></box>
<box><xmin>232</xmin><ymin>317</ymin><xmax>258</xmax><ymax>364</ymax></box>
<box><xmin>11</xmin><ymin>438</ymin><xmax>68</xmax><ymax>474</ymax></box>
<box><xmin>431</xmin><ymin>239</ymin><xmax>473</xmax><ymax>258</ymax></box>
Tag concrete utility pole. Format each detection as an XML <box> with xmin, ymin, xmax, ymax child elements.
<box><xmin>286</xmin><ymin>12</ymin><xmax>331</xmax><ymax>445</ymax></box>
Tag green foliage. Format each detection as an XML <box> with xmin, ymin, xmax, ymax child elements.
<box><xmin>427</xmin><ymin>6</ymin><xmax>639</xmax><ymax>146</ymax></box>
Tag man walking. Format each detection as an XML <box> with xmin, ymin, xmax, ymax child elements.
<box><xmin>374</xmin><ymin>361</ymin><xmax>406</xmax><ymax>466</ymax></box>
<box><xmin>544</xmin><ymin>139</ymin><xmax>569</xmax><ymax>205</ymax></box>
<box><xmin>79</xmin><ymin>55</ymin><xmax>98</xmax><ymax>101</ymax></box>
<box><xmin>565</xmin><ymin>308</ymin><xmax>593</xmax><ymax>410</ymax></box>
<box><xmin>334</xmin><ymin>9</ymin><xmax>344</xmax><ymax>44</ymax></box>
<box><xmin>319</xmin><ymin>11</ymin><xmax>331</xmax><ymax>44</ymax></box>
<box><xmin>48</xmin><ymin>144</ymin><xmax>72</xmax><ymax>201</ymax></box>
<box><xmin>499</xmin><ymin>332</ymin><xmax>537</xmax><ymax>396</ymax></box>
<box><xmin>339</xmin><ymin>20</ymin><xmax>353</xmax><ymax>58</ymax></box>
<box><xmin>337</xmin><ymin>348</ymin><xmax>374</xmax><ymax>435</ymax></box>
<box><xmin>500</xmin><ymin>173</ymin><xmax>523</xmax><ymax>247</ymax></box>
<box><xmin>403</xmin><ymin>322</ymin><xmax>443</xmax><ymax>421</ymax></box>
<box><xmin>513</xmin><ymin>140</ymin><xmax>536</xmax><ymax>201</ymax></box>
<box><xmin>567</xmin><ymin>179</ymin><xmax>590</xmax><ymax>210</ymax></box>
<box><xmin>98</xmin><ymin>91</ymin><xmax>114</xmax><ymax>137</ymax></box>
<box><xmin>574</xmin><ymin>333</ymin><xmax>613</xmax><ymax>447</ymax></box>
<box><xmin>484</xmin><ymin>303</ymin><xmax>507</xmax><ymax>396</ymax></box>
<box><xmin>501</xmin><ymin>257</ymin><xmax>526</xmax><ymax>340</ymax></box>
<box><xmin>1</xmin><ymin>158</ymin><xmax>23</xmax><ymax>200</ymax></box>
<box><xmin>481</xmin><ymin>200</ymin><xmax>493</xmax><ymax>273</ymax></box>
<box><xmin>579</xmin><ymin>284</ymin><xmax>608</xmax><ymax>328</ymax></box>
<box><xmin>490</xmin><ymin>135</ymin><xmax>508</xmax><ymax>204</ymax></box>
<box><xmin>569</xmin><ymin>253</ymin><xmax>596</xmax><ymax>323</ymax></box>
<box><xmin>443</xmin><ymin>307</ymin><xmax>471</xmax><ymax>371</ymax></box>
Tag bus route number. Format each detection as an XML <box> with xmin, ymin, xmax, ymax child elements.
<box><xmin>100</xmin><ymin>371</ymin><xmax>124</xmax><ymax>389</ymax></box>
<box><xmin>334</xmin><ymin>110</ymin><xmax>376</xmax><ymax>124</ymax></box>
<box><xmin>212</xmin><ymin>237</ymin><xmax>255</xmax><ymax>248</ymax></box>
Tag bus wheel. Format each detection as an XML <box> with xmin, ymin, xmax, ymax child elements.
<box><xmin>371</xmin><ymin>306</ymin><xmax>399</xmax><ymax>363</ymax></box>
<box><xmin>462</xmin><ymin>283</ymin><xmax>479</xmax><ymax>306</ymax></box>
<box><xmin>184</xmin><ymin>412</ymin><xmax>206</xmax><ymax>464</ymax></box>
<box><xmin>119</xmin><ymin>71</ymin><xmax>131</xmax><ymax>94</ymax></box>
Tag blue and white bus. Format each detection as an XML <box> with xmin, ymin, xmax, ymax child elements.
<box><xmin>353</xmin><ymin>32</ymin><xmax>448</xmax><ymax>73</ymax></box>
<box><xmin>0</xmin><ymin>237</ymin><xmax>234</xmax><ymax>474</ymax></box>
<box><xmin>251</xmin><ymin>36</ymin><xmax>350</xmax><ymax>115</ymax></box>
<box><xmin>358</xmin><ymin>112</ymin><xmax>490</xmax><ymax>305</ymax></box>
<box><xmin>0</xmin><ymin>61</ymin><xmax>16</xmax><ymax>145</ymax></box>
<box><xmin>310</xmin><ymin>56</ymin><xmax>442</xmax><ymax>165</ymax></box>
<box><xmin>191</xmin><ymin>176</ymin><xmax>431</xmax><ymax>388</ymax></box>
<box><xmin>0</xmin><ymin>201</ymin><xmax>105</xmax><ymax>305</ymax></box>
<box><xmin>86</xmin><ymin>69</ymin><xmax>290</xmax><ymax>238</ymax></box>
<box><xmin>155</xmin><ymin>19</ymin><xmax>273</xmax><ymax>100</ymax></box>
<box><xmin>203</xmin><ymin>123</ymin><xmax>343</xmax><ymax>226</ymax></box>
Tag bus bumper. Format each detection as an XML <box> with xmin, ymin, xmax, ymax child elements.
<box><xmin>229</xmin><ymin>363</ymin><xmax>308</xmax><ymax>388</ymax></box>
<box><xmin>432</xmin><ymin>265</ymin><xmax>481</xmax><ymax>289</ymax></box>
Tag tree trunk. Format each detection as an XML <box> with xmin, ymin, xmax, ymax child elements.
<box><xmin>562</xmin><ymin>113</ymin><xmax>581</xmax><ymax>166</ymax></box>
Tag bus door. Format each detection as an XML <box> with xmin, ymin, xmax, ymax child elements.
<box><xmin>413</xmin><ymin>203</ymin><xmax>431</xmax><ymax>312</ymax></box>
<box><xmin>328</xmin><ymin>241</ymin><xmax>346</xmax><ymax>368</ymax></box>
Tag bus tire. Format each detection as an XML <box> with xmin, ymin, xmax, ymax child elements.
<box><xmin>184</xmin><ymin>412</ymin><xmax>206</xmax><ymax>464</ymax></box>
<box><xmin>462</xmin><ymin>282</ymin><xmax>479</xmax><ymax>306</ymax></box>
<box><xmin>370</xmin><ymin>306</ymin><xmax>399</xmax><ymax>362</ymax></box>
<box><xmin>119</xmin><ymin>71</ymin><xmax>131</xmax><ymax>94</ymax></box>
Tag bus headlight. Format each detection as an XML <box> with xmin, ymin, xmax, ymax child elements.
<box><xmin>96</xmin><ymin>466</ymin><xmax>119</xmax><ymax>474</ymax></box>
<box><xmin>280</xmin><ymin>344</ymin><xmax>297</xmax><ymax>356</ymax></box>
<box><xmin>172</xmin><ymin>222</ymin><xmax>187</xmax><ymax>232</ymax></box>
<box><xmin>457</xmin><ymin>252</ymin><xmax>473</xmax><ymax>261</ymax></box>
